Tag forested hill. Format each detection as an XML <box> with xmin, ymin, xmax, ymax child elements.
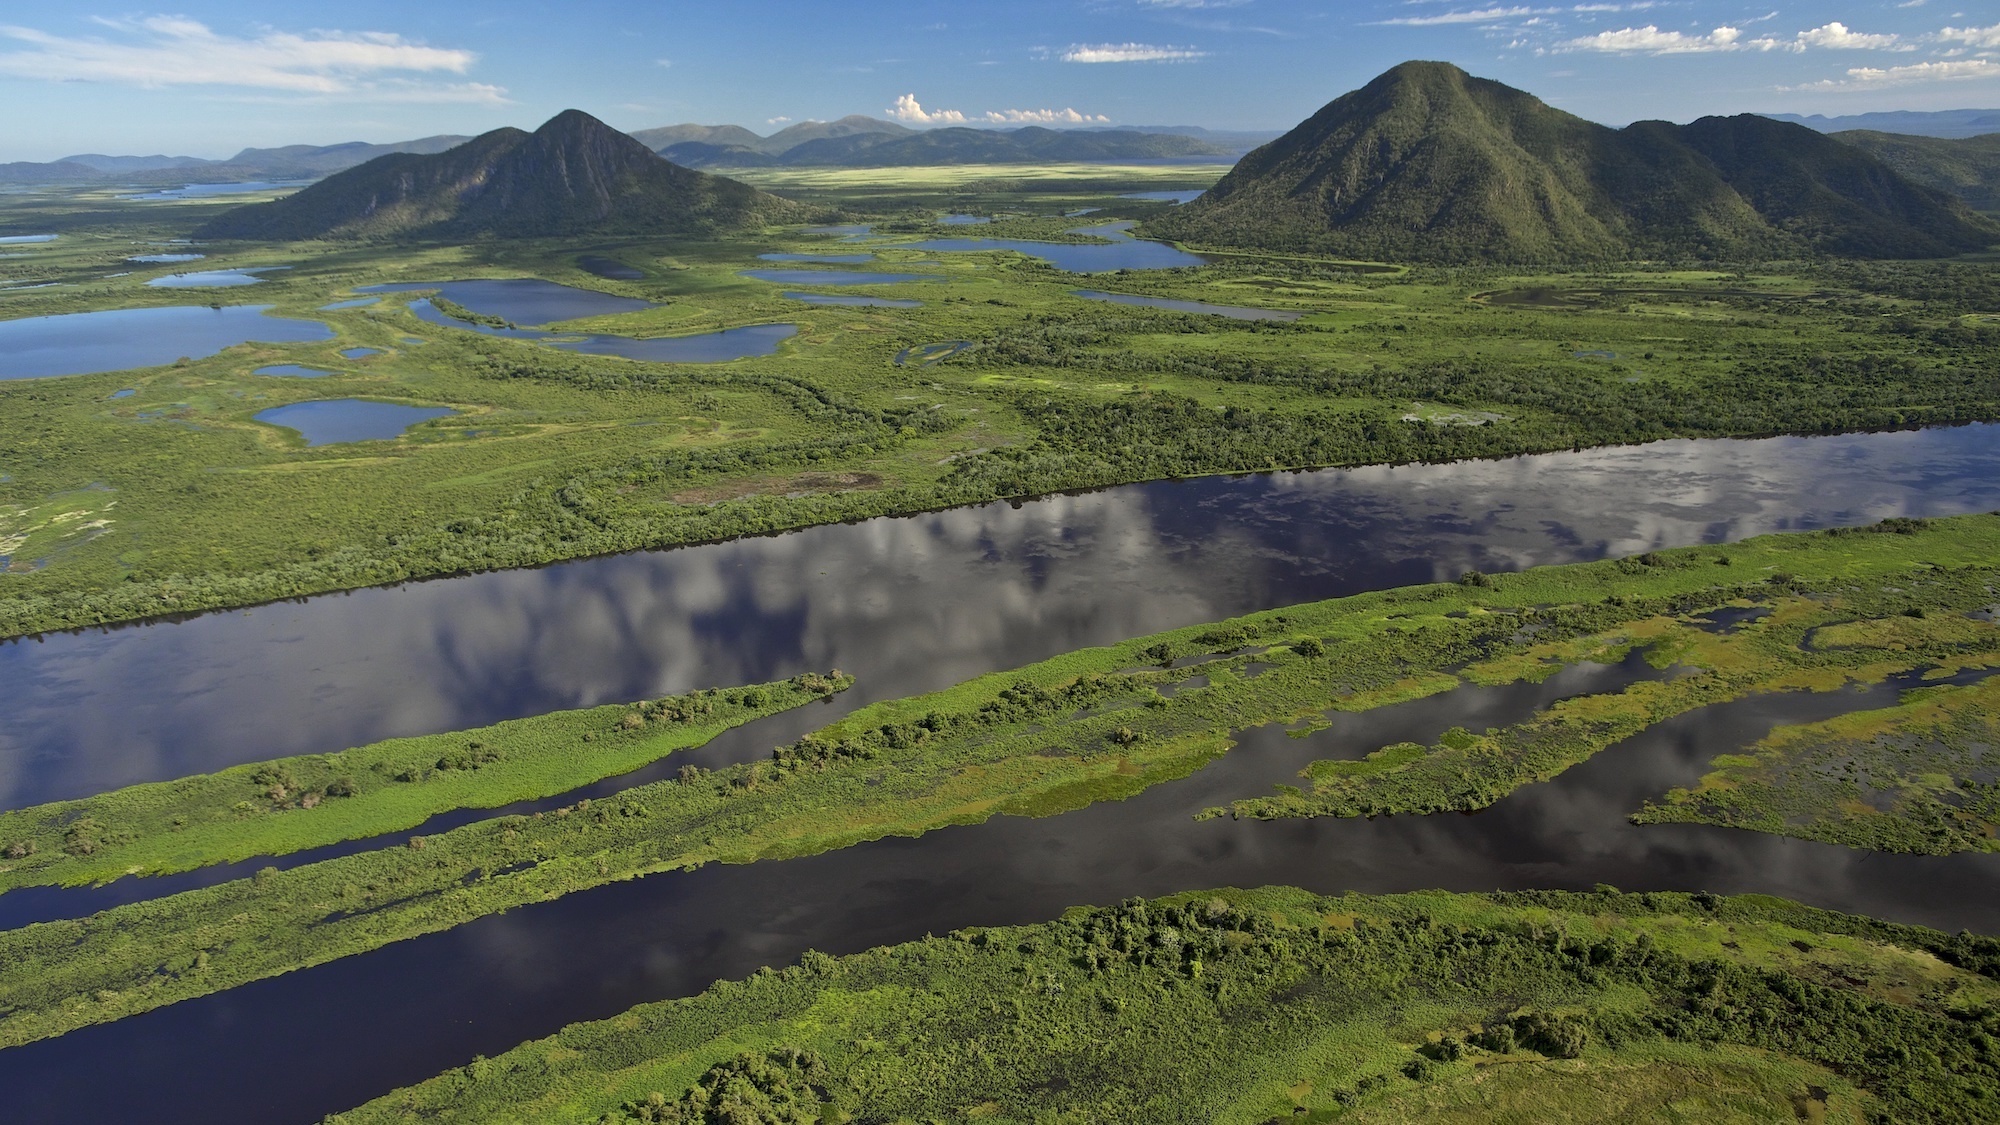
<box><xmin>194</xmin><ymin>110</ymin><xmax>806</xmax><ymax>241</ymax></box>
<box><xmin>1149</xmin><ymin>61</ymin><xmax>1998</xmax><ymax>263</ymax></box>
<box><xmin>1833</xmin><ymin>130</ymin><xmax>2000</xmax><ymax>213</ymax></box>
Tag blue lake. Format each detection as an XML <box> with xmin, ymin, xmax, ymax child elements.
<box><xmin>254</xmin><ymin>365</ymin><xmax>333</xmax><ymax>379</ymax></box>
<box><xmin>0</xmin><ymin>234</ymin><xmax>57</xmax><ymax>244</ymax></box>
<box><xmin>803</xmin><ymin>224</ymin><xmax>873</xmax><ymax>238</ymax></box>
<box><xmin>128</xmin><ymin>254</ymin><xmax>205</xmax><ymax>264</ymax></box>
<box><xmin>783</xmin><ymin>292</ymin><xmax>922</xmax><ymax>308</ymax></box>
<box><xmin>320</xmin><ymin>298</ymin><xmax>380</xmax><ymax>311</ymax></box>
<box><xmin>339</xmin><ymin>347</ymin><xmax>380</xmax><ymax>359</ymax></box>
<box><xmin>739</xmin><ymin>269</ymin><xmax>936</xmax><ymax>285</ymax></box>
<box><xmin>1073</xmin><ymin>289</ymin><xmax>1300</xmax><ymax>321</ymax></box>
<box><xmin>122</xmin><ymin>181</ymin><xmax>310</xmax><ymax>201</ymax></box>
<box><xmin>904</xmin><ymin>221</ymin><xmax>1205</xmax><ymax>272</ymax></box>
<box><xmin>757</xmin><ymin>252</ymin><xmax>877</xmax><ymax>263</ymax></box>
<box><xmin>0</xmin><ymin>305</ymin><xmax>333</xmax><ymax>380</ymax></box>
<box><xmin>255</xmin><ymin>400</ymin><xmax>456</xmax><ymax>446</ymax></box>
<box><xmin>359</xmin><ymin>279</ymin><xmax>651</xmax><ymax>326</ymax></box>
<box><xmin>147</xmin><ymin>267</ymin><xmax>289</xmax><ymax>289</ymax></box>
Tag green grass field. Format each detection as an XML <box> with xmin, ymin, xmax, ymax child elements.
<box><xmin>2</xmin><ymin>168</ymin><xmax>1997</xmax><ymax>640</ymax></box>
<box><xmin>325</xmin><ymin>886</ymin><xmax>2000</xmax><ymax>1123</ymax></box>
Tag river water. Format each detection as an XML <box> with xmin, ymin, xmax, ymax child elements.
<box><xmin>4</xmin><ymin>423</ymin><xmax>2000</xmax><ymax>1122</ymax></box>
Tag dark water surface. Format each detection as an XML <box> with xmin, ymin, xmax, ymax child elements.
<box><xmin>252</xmin><ymin>364</ymin><xmax>332</xmax><ymax>378</ymax></box>
<box><xmin>5</xmin><ymin>424</ymin><xmax>2000</xmax><ymax>814</ymax></box>
<box><xmin>358</xmin><ymin>278</ymin><xmax>651</xmax><ymax>325</ymax></box>
<box><xmin>252</xmin><ymin>400</ymin><xmax>456</xmax><ymax>446</ymax></box>
<box><xmin>905</xmin><ymin>221</ymin><xmax>1206</xmax><ymax>272</ymax></box>
<box><xmin>784</xmin><ymin>291</ymin><xmax>922</xmax><ymax>308</ymax></box>
<box><xmin>145</xmin><ymin>267</ymin><xmax>288</xmax><ymax>288</ymax></box>
<box><xmin>5</xmin><ymin>663</ymin><xmax>1995</xmax><ymax>1125</ymax></box>
<box><xmin>0</xmin><ymin>305</ymin><xmax>333</xmax><ymax>380</ymax></box>
<box><xmin>739</xmin><ymin>268</ymin><xmax>937</xmax><ymax>285</ymax></box>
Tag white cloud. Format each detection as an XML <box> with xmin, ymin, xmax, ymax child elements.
<box><xmin>1938</xmin><ymin>22</ymin><xmax>2000</xmax><ymax>48</ymax></box>
<box><xmin>1561</xmin><ymin>24</ymin><xmax>1781</xmax><ymax>53</ymax></box>
<box><xmin>1060</xmin><ymin>42</ymin><xmax>1207</xmax><ymax>63</ymax></box>
<box><xmin>886</xmin><ymin>94</ymin><xmax>967</xmax><ymax>124</ymax></box>
<box><xmin>886</xmin><ymin>94</ymin><xmax>1109</xmax><ymax>126</ymax></box>
<box><xmin>1793</xmin><ymin>22</ymin><xmax>1902</xmax><ymax>49</ymax></box>
<box><xmin>983</xmin><ymin>106</ymin><xmax>1111</xmax><ymax>124</ymax></box>
<box><xmin>0</xmin><ymin>15</ymin><xmax>500</xmax><ymax>102</ymax></box>
<box><xmin>1785</xmin><ymin>58</ymin><xmax>2000</xmax><ymax>89</ymax></box>
<box><xmin>767</xmin><ymin>116</ymin><xmax>791</xmax><ymax>125</ymax></box>
<box><xmin>1373</xmin><ymin>7</ymin><xmax>1551</xmax><ymax>27</ymax></box>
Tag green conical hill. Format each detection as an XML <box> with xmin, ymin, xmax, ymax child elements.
<box><xmin>196</xmin><ymin>110</ymin><xmax>806</xmax><ymax>241</ymax></box>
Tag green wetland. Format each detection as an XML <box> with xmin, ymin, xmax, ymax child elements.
<box><xmin>4</xmin><ymin>166</ymin><xmax>2000</xmax><ymax>1123</ymax></box>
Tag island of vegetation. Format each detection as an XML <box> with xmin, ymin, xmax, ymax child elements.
<box><xmin>1</xmin><ymin>515</ymin><xmax>1993</xmax><ymax>1049</ymax></box>
<box><xmin>0</xmin><ymin>671</ymin><xmax>848</xmax><ymax>893</ymax></box>
<box><xmin>326</xmin><ymin>886</ymin><xmax>2000</xmax><ymax>1123</ymax></box>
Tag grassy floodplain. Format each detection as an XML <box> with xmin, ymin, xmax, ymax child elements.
<box><xmin>2</xmin><ymin>167</ymin><xmax>1999</xmax><ymax>640</ymax></box>
<box><xmin>0</xmin><ymin>672</ymin><xmax>848</xmax><ymax>892</ymax></box>
<box><xmin>1635</xmin><ymin>673</ymin><xmax>2000</xmax><ymax>854</ymax></box>
<box><xmin>2</xmin><ymin>516</ymin><xmax>1996</xmax><ymax>1049</ymax></box>
<box><xmin>328</xmin><ymin>886</ymin><xmax>2000</xmax><ymax>1124</ymax></box>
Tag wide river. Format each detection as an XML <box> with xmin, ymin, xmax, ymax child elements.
<box><xmin>5</xmin><ymin>423</ymin><xmax>2000</xmax><ymax>1122</ymax></box>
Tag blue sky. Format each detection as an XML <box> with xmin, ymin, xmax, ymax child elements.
<box><xmin>3</xmin><ymin>1</ymin><xmax>1998</xmax><ymax>160</ymax></box>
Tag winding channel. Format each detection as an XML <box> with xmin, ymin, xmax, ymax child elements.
<box><xmin>5</xmin><ymin>423</ymin><xmax>2000</xmax><ymax>1121</ymax></box>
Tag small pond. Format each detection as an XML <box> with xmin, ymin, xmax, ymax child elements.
<box><xmin>739</xmin><ymin>269</ymin><xmax>937</xmax><ymax>286</ymax></box>
<box><xmin>904</xmin><ymin>221</ymin><xmax>1205</xmax><ymax>272</ymax></box>
<box><xmin>0</xmin><ymin>305</ymin><xmax>333</xmax><ymax>380</ymax></box>
<box><xmin>254</xmin><ymin>400</ymin><xmax>456</xmax><ymax>446</ymax></box>
<box><xmin>803</xmin><ymin>224</ymin><xmax>873</xmax><ymax>238</ymax></box>
<box><xmin>938</xmin><ymin>214</ymin><xmax>990</xmax><ymax>225</ymax></box>
<box><xmin>110</xmin><ymin>389</ymin><xmax>135</xmax><ymax>399</ymax></box>
<box><xmin>0</xmin><ymin>234</ymin><xmax>57</xmax><ymax>244</ymax></box>
<box><xmin>1072</xmin><ymin>289</ymin><xmax>1300</xmax><ymax>321</ymax></box>
<box><xmin>757</xmin><ymin>252</ymin><xmax>876</xmax><ymax>264</ymax></box>
<box><xmin>121</xmin><ymin>181</ymin><xmax>311</xmax><ymax>202</ymax></box>
<box><xmin>146</xmin><ymin>267</ymin><xmax>289</xmax><ymax>289</ymax></box>
<box><xmin>253</xmin><ymin>365</ymin><xmax>332</xmax><ymax>379</ymax></box>
<box><xmin>339</xmin><ymin>347</ymin><xmax>380</xmax><ymax>359</ymax></box>
<box><xmin>127</xmin><ymin>254</ymin><xmax>205</xmax><ymax>264</ymax></box>
<box><xmin>783</xmin><ymin>292</ymin><xmax>922</xmax><ymax>308</ymax></box>
<box><xmin>577</xmin><ymin>256</ymin><xmax>646</xmax><ymax>281</ymax></box>
<box><xmin>400</xmin><ymin>297</ymin><xmax>797</xmax><ymax>362</ymax></box>
<box><xmin>358</xmin><ymin>279</ymin><xmax>651</xmax><ymax>326</ymax></box>
<box><xmin>320</xmin><ymin>298</ymin><xmax>379</xmax><ymax>311</ymax></box>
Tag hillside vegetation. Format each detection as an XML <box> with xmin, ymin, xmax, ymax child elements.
<box><xmin>1835</xmin><ymin>130</ymin><xmax>2000</xmax><ymax>213</ymax></box>
<box><xmin>1150</xmin><ymin>61</ymin><xmax>1997</xmax><ymax>262</ymax></box>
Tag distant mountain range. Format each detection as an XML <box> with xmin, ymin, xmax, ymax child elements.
<box><xmin>0</xmin><ymin>117</ymin><xmax>1266</xmax><ymax>184</ymax></box>
<box><xmin>1150</xmin><ymin>62</ymin><xmax>1997</xmax><ymax>263</ymax></box>
<box><xmin>195</xmin><ymin>110</ymin><xmax>804</xmax><ymax>242</ymax></box>
<box><xmin>1763</xmin><ymin>109</ymin><xmax>2000</xmax><ymax>140</ymax></box>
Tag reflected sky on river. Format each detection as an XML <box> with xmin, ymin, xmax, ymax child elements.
<box><xmin>2</xmin><ymin>424</ymin><xmax>1999</xmax><ymax>810</ymax></box>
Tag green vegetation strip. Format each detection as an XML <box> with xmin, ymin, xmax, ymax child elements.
<box><xmin>2</xmin><ymin>517</ymin><xmax>1997</xmax><ymax>1048</ymax></box>
<box><xmin>1636</xmin><ymin>673</ymin><xmax>2000</xmax><ymax>855</ymax></box>
<box><xmin>328</xmin><ymin>887</ymin><xmax>2000</xmax><ymax>1124</ymax></box>
<box><xmin>0</xmin><ymin>673</ymin><xmax>849</xmax><ymax>893</ymax></box>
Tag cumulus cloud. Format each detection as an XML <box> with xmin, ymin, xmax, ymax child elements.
<box><xmin>886</xmin><ymin>94</ymin><xmax>967</xmax><ymax>124</ymax></box>
<box><xmin>1793</xmin><ymin>22</ymin><xmax>1903</xmax><ymax>50</ymax></box>
<box><xmin>1938</xmin><ymin>22</ymin><xmax>2000</xmax><ymax>49</ymax></box>
<box><xmin>1061</xmin><ymin>43</ymin><xmax>1207</xmax><ymax>63</ymax></box>
<box><xmin>1561</xmin><ymin>25</ymin><xmax>1783</xmax><ymax>53</ymax></box>
<box><xmin>886</xmin><ymin>94</ymin><xmax>1109</xmax><ymax>126</ymax></box>
<box><xmin>0</xmin><ymin>15</ymin><xmax>500</xmax><ymax>102</ymax></box>
<box><xmin>1784</xmin><ymin>58</ymin><xmax>2000</xmax><ymax>90</ymax></box>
